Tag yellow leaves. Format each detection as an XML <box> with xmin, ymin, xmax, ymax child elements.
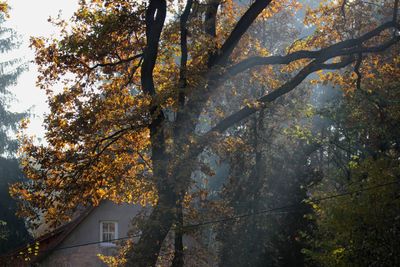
<box><xmin>29</xmin><ymin>37</ymin><xmax>46</xmax><ymax>50</ymax></box>
<box><xmin>212</xmin><ymin>136</ymin><xmax>251</xmax><ymax>159</ymax></box>
<box><xmin>332</xmin><ymin>247</ymin><xmax>345</xmax><ymax>256</ymax></box>
<box><xmin>18</xmin><ymin>241</ymin><xmax>40</xmax><ymax>263</ymax></box>
<box><xmin>46</xmin><ymin>207</ymin><xmax>57</xmax><ymax>219</ymax></box>
<box><xmin>312</xmin><ymin>49</ymin><xmax>400</xmax><ymax>95</ymax></box>
<box><xmin>243</xmin><ymin>99</ymin><xmax>264</xmax><ymax>110</ymax></box>
<box><xmin>13</xmin><ymin>0</ymin><xmax>397</xmax><ymax>238</ymax></box>
<box><xmin>280</xmin><ymin>58</ymin><xmax>309</xmax><ymax>73</ymax></box>
<box><xmin>286</xmin><ymin>37</ymin><xmax>309</xmax><ymax>54</ymax></box>
<box><xmin>15</xmin><ymin>99</ymin><xmax>156</xmax><ymax>224</ymax></box>
<box><xmin>304</xmin><ymin>198</ymin><xmax>321</xmax><ymax>214</ymax></box>
<box><xmin>0</xmin><ymin>1</ymin><xmax>8</xmax><ymax>16</ymax></box>
<box><xmin>97</xmin><ymin>188</ymin><xmax>107</xmax><ymax>198</ymax></box>
<box><xmin>19</xmin><ymin>189</ymin><xmax>32</xmax><ymax>201</ymax></box>
<box><xmin>19</xmin><ymin>117</ymin><xmax>30</xmax><ymax>130</ymax></box>
<box><xmin>215</xmin><ymin>106</ymin><xmax>225</xmax><ymax>118</ymax></box>
<box><xmin>284</xmin><ymin>124</ymin><xmax>313</xmax><ymax>143</ymax></box>
<box><xmin>311</xmin><ymin>203</ymin><xmax>320</xmax><ymax>212</ymax></box>
<box><xmin>260</xmin><ymin>0</ymin><xmax>301</xmax><ymax>20</ymax></box>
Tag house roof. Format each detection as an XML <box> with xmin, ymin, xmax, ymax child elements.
<box><xmin>0</xmin><ymin>207</ymin><xmax>95</xmax><ymax>267</ymax></box>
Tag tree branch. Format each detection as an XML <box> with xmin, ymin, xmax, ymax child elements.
<box><xmin>213</xmin><ymin>34</ymin><xmax>399</xmax><ymax>134</ymax></box>
<box><xmin>140</xmin><ymin>0</ymin><xmax>168</xmax><ymax>177</ymax></box>
<box><xmin>211</xmin><ymin>58</ymin><xmax>355</xmax><ymax>134</ymax></box>
<box><xmin>204</xmin><ymin>0</ymin><xmax>220</xmax><ymax>38</ymax></box>
<box><xmin>208</xmin><ymin>0</ymin><xmax>272</xmax><ymax>67</ymax></box>
<box><xmin>141</xmin><ymin>0</ymin><xmax>167</xmax><ymax>96</ymax></box>
<box><xmin>86</xmin><ymin>53</ymin><xmax>143</xmax><ymax>70</ymax></box>
<box><xmin>178</xmin><ymin>0</ymin><xmax>193</xmax><ymax>107</ymax></box>
<box><xmin>226</xmin><ymin>20</ymin><xmax>398</xmax><ymax>77</ymax></box>
<box><xmin>394</xmin><ymin>0</ymin><xmax>399</xmax><ymax>23</ymax></box>
<box><xmin>205</xmin><ymin>0</ymin><xmax>220</xmax><ymax>67</ymax></box>
<box><xmin>354</xmin><ymin>52</ymin><xmax>363</xmax><ymax>90</ymax></box>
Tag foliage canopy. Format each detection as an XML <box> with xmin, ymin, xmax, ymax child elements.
<box><xmin>10</xmin><ymin>0</ymin><xmax>399</xmax><ymax>265</ymax></box>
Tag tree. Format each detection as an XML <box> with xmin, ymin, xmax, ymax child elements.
<box><xmin>0</xmin><ymin>4</ymin><xmax>25</xmax><ymax>155</ymax></box>
<box><xmin>215</xmin><ymin>90</ymin><xmax>316</xmax><ymax>266</ymax></box>
<box><xmin>0</xmin><ymin>158</ymin><xmax>31</xmax><ymax>254</ymax></box>
<box><xmin>11</xmin><ymin>0</ymin><xmax>399</xmax><ymax>266</ymax></box>
<box><xmin>303</xmin><ymin>48</ymin><xmax>400</xmax><ymax>266</ymax></box>
<box><xmin>0</xmin><ymin>1</ymin><xmax>7</xmax><ymax>16</ymax></box>
<box><xmin>0</xmin><ymin>3</ymin><xmax>31</xmax><ymax>253</ymax></box>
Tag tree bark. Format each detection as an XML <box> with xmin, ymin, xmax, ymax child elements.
<box><xmin>125</xmin><ymin>3</ymin><xmax>400</xmax><ymax>266</ymax></box>
<box><xmin>171</xmin><ymin>194</ymin><xmax>184</xmax><ymax>267</ymax></box>
<box><xmin>126</xmin><ymin>186</ymin><xmax>177</xmax><ymax>266</ymax></box>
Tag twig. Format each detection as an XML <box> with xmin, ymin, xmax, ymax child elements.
<box><xmin>354</xmin><ymin>52</ymin><xmax>363</xmax><ymax>90</ymax></box>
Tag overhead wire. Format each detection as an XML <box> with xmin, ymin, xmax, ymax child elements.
<box><xmin>183</xmin><ymin>179</ymin><xmax>399</xmax><ymax>229</ymax></box>
<box><xmin>35</xmin><ymin>179</ymin><xmax>398</xmax><ymax>253</ymax></box>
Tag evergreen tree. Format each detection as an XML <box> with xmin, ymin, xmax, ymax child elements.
<box><xmin>0</xmin><ymin>8</ymin><xmax>26</xmax><ymax>155</ymax></box>
<box><xmin>0</xmin><ymin>158</ymin><xmax>31</xmax><ymax>254</ymax></box>
<box><xmin>0</xmin><ymin>7</ymin><xmax>31</xmax><ymax>254</ymax></box>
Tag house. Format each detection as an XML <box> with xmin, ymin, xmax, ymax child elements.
<box><xmin>0</xmin><ymin>201</ymin><xmax>142</xmax><ymax>267</ymax></box>
<box><xmin>0</xmin><ymin>152</ymin><xmax>227</xmax><ymax>267</ymax></box>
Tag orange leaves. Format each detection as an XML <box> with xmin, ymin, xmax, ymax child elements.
<box><xmin>0</xmin><ymin>1</ymin><xmax>8</xmax><ymax>17</ymax></box>
<box><xmin>280</xmin><ymin>58</ymin><xmax>310</xmax><ymax>73</ymax></box>
<box><xmin>13</xmin><ymin>0</ymin><xmax>398</xmax><ymax>235</ymax></box>
<box><xmin>309</xmin><ymin>48</ymin><xmax>400</xmax><ymax>96</ymax></box>
<box><xmin>303</xmin><ymin>0</ymin><xmax>390</xmax><ymax>50</ymax></box>
<box><xmin>15</xmin><ymin>68</ymin><xmax>156</xmax><ymax>225</ymax></box>
<box><xmin>299</xmin><ymin>0</ymin><xmax>399</xmax><ymax>95</ymax></box>
<box><xmin>260</xmin><ymin>0</ymin><xmax>301</xmax><ymax>20</ymax></box>
<box><xmin>29</xmin><ymin>37</ymin><xmax>45</xmax><ymax>50</ymax></box>
<box><xmin>243</xmin><ymin>98</ymin><xmax>264</xmax><ymax>110</ymax></box>
<box><xmin>17</xmin><ymin>189</ymin><xmax>32</xmax><ymax>201</ymax></box>
<box><xmin>96</xmin><ymin>188</ymin><xmax>107</xmax><ymax>198</ymax></box>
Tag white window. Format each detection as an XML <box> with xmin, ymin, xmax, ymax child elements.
<box><xmin>100</xmin><ymin>221</ymin><xmax>118</xmax><ymax>245</ymax></box>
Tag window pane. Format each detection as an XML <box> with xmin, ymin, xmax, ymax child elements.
<box><xmin>101</xmin><ymin>222</ymin><xmax>117</xmax><ymax>242</ymax></box>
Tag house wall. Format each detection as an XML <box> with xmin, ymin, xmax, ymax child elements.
<box><xmin>39</xmin><ymin>201</ymin><xmax>141</xmax><ymax>267</ymax></box>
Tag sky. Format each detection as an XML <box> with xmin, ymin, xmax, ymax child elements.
<box><xmin>5</xmin><ymin>0</ymin><xmax>79</xmax><ymax>140</ymax></box>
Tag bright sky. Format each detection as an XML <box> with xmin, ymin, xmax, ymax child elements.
<box><xmin>5</xmin><ymin>0</ymin><xmax>79</xmax><ymax>141</ymax></box>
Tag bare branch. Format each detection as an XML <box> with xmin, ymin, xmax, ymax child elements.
<box><xmin>354</xmin><ymin>52</ymin><xmax>363</xmax><ymax>90</ymax></box>
<box><xmin>394</xmin><ymin>0</ymin><xmax>399</xmax><ymax>23</ymax></box>
<box><xmin>92</xmin><ymin>127</ymin><xmax>131</xmax><ymax>154</ymax></box>
<box><xmin>341</xmin><ymin>0</ymin><xmax>347</xmax><ymax>21</ymax></box>
<box><xmin>86</xmin><ymin>54</ymin><xmax>143</xmax><ymax>70</ymax></box>
<box><xmin>137</xmin><ymin>151</ymin><xmax>152</xmax><ymax>170</ymax></box>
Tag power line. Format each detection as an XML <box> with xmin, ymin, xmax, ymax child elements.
<box><xmin>47</xmin><ymin>237</ymin><xmax>195</xmax><ymax>261</ymax></box>
<box><xmin>183</xmin><ymin>180</ymin><xmax>399</xmax><ymax>229</ymax></box>
<box><xmin>50</xmin><ymin>235</ymin><xmax>139</xmax><ymax>252</ymax></box>
<box><xmin>38</xmin><ymin>179</ymin><xmax>399</xmax><ymax>252</ymax></box>
<box><xmin>48</xmin><ymin>210</ymin><xmax>304</xmax><ymax>253</ymax></box>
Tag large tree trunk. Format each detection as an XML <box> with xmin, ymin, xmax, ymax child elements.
<box><xmin>125</xmin><ymin>1</ymin><xmax>173</xmax><ymax>266</ymax></box>
<box><xmin>171</xmin><ymin>194</ymin><xmax>184</xmax><ymax>267</ymax></box>
<box><xmin>125</xmin><ymin>186</ymin><xmax>177</xmax><ymax>266</ymax></box>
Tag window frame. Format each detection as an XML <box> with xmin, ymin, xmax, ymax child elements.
<box><xmin>99</xmin><ymin>220</ymin><xmax>118</xmax><ymax>246</ymax></box>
